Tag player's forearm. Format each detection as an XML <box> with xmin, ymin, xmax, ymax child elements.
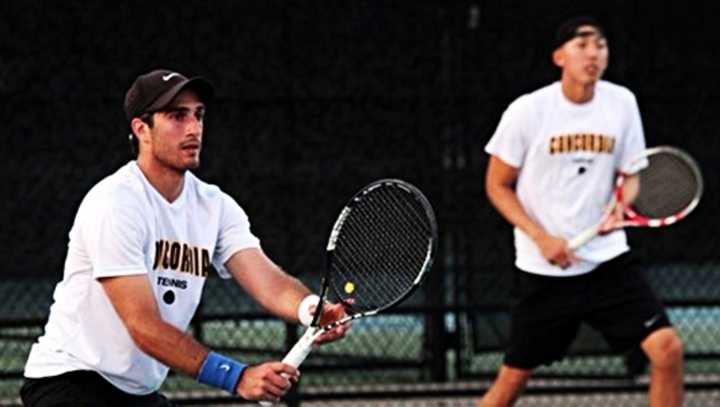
<box><xmin>251</xmin><ymin>271</ymin><xmax>312</xmax><ymax>323</ymax></box>
<box><xmin>100</xmin><ymin>275</ymin><xmax>209</xmax><ymax>378</ymax></box>
<box><xmin>622</xmin><ymin>173</ymin><xmax>640</xmax><ymax>204</ymax></box>
<box><xmin>486</xmin><ymin>182</ymin><xmax>546</xmax><ymax>242</ymax></box>
<box><xmin>226</xmin><ymin>249</ymin><xmax>312</xmax><ymax>324</ymax></box>
<box><xmin>125</xmin><ymin>315</ymin><xmax>208</xmax><ymax>378</ymax></box>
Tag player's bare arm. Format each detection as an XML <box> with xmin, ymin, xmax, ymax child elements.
<box><xmin>100</xmin><ymin>273</ymin><xmax>301</xmax><ymax>401</ymax></box>
<box><xmin>225</xmin><ymin>248</ymin><xmax>350</xmax><ymax>343</ymax></box>
<box><xmin>485</xmin><ymin>155</ymin><xmax>576</xmax><ymax>268</ymax></box>
<box><xmin>599</xmin><ymin>173</ymin><xmax>639</xmax><ymax>233</ymax></box>
<box><xmin>225</xmin><ymin>248</ymin><xmax>309</xmax><ymax>321</ymax></box>
<box><xmin>99</xmin><ymin>274</ymin><xmax>208</xmax><ymax>377</ymax></box>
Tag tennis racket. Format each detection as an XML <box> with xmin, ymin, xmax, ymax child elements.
<box><xmin>568</xmin><ymin>146</ymin><xmax>703</xmax><ymax>250</ymax></box>
<box><xmin>259</xmin><ymin>178</ymin><xmax>437</xmax><ymax>405</ymax></box>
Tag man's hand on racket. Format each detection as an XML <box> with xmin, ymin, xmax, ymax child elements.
<box><xmin>535</xmin><ymin>232</ymin><xmax>577</xmax><ymax>269</ymax></box>
<box><xmin>598</xmin><ymin>173</ymin><xmax>639</xmax><ymax>234</ymax></box>
<box><xmin>309</xmin><ymin>301</ymin><xmax>352</xmax><ymax>344</ymax></box>
<box><xmin>256</xmin><ymin>179</ymin><xmax>436</xmax><ymax>407</ymax></box>
<box><xmin>236</xmin><ymin>362</ymin><xmax>299</xmax><ymax>402</ymax></box>
<box><xmin>598</xmin><ymin>201</ymin><xmax>625</xmax><ymax>234</ymax></box>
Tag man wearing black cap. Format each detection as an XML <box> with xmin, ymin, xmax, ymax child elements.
<box><xmin>479</xmin><ymin>17</ymin><xmax>683</xmax><ymax>406</ymax></box>
<box><xmin>21</xmin><ymin>69</ymin><xmax>350</xmax><ymax>406</ymax></box>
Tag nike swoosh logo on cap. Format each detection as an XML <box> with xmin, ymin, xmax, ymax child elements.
<box><xmin>162</xmin><ymin>73</ymin><xmax>180</xmax><ymax>81</ymax></box>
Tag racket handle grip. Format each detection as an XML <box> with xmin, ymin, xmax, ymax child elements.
<box><xmin>568</xmin><ymin>225</ymin><xmax>600</xmax><ymax>250</ymax></box>
<box><xmin>282</xmin><ymin>327</ymin><xmax>317</xmax><ymax>367</ymax></box>
<box><xmin>258</xmin><ymin>327</ymin><xmax>319</xmax><ymax>406</ymax></box>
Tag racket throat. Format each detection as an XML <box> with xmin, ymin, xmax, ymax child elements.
<box><xmin>311</xmin><ymin>278</ymin><xmax>329</xmax><ymax>326</ymax></box>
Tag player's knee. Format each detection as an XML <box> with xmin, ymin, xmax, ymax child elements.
<box><xmin>478</xmin><ymin>399</ymin><xmax>512</xmax><ymax>407</ymax></box>
<box><xmin>646</xmin><ymin>331</ymin><xmax>684</xmax><ymax>369</ymax></box>
<box><xmin>478</xmin><ymin>368</ymin><xmax>530</xmax><ymax>407</ymax></box>
<box><xmin>479</xmin><ymin>391</ymin><xmax>523</xmax><ymax>407</ymax></box>
<box><xmin>504</xmin><ymin>374</ymin><xmax>530</xmax><ymax>389</ymax></box>
<box><xmin>498</xmin><ymin>365</ymin><xmax>532</xmax><ymax>387</ymax></box>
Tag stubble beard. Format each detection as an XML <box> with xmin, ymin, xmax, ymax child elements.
<box><xmin>155</xmin><ymin>150</ymin><xmax>200</xmax><ymax>175</ymax></box>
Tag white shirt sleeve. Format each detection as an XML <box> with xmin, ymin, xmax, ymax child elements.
<box><xmin>617</xmin><ymin>92</ymin><xmax>647</xmax><ymax>171</ymax></box>
<box><xmin>85</xmin><ymin>188</ymin><xmax>149</xmax><ymax>279</ymax></box>
<box><xmin>212</xmin><ymin>193</ymin><xmax>261</xmax><ymax>279</ymax></box>
<box><xmin>484</xmin><ymin>96</ymin><xmax>530</xmax><ymax>167</ymax></box>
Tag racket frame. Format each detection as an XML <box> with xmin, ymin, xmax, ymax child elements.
<box><xmin>568</xmin><ymin>146</ymin><xmax>703</xmax><ymax>250</ymax></box>
<box><xmin>271</xmin><ymin>179</ymin><xmax>437</xmax><ymax>372</ymax></box>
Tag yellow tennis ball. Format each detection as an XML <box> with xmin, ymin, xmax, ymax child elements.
<box><xmin>344</xmin><ymin>281</ymin><xmax>355</xmax><ymax>294</ymax></box>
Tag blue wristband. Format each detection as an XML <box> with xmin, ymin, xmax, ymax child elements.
<box><xmin>197</xmin><ymin>351</ymin><xmax>247</xmax><ymax>394</ymax></box>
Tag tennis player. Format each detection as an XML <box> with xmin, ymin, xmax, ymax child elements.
<box><xmin>21</xmin><ymin>69</ymin><xmax>349</xmax><ymax>406</ymax></box>
<box><xmin>479</xmin><ymin>17</ymin><xmax>683</xmax><ymax>407</ymax></box>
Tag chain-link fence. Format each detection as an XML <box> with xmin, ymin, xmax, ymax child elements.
<box><xmin>3</xmin><ymin>1</ymin><xmax>720</xmax><ymax>405</ymax></box>
<box><xmin>3</xmin><ymin>264</ymin><xmax>720</xmax><ymax>405</ymax></box>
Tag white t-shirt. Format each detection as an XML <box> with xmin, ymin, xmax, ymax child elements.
<box><xmin>485</xmin><ymin>81</ymin><xmax>646</xmax><ymax>277</ymax></box>
<box><xmin>24</xmin><ymin>161</ymin><xmax>260</xmax><ymax>394</ymax></box>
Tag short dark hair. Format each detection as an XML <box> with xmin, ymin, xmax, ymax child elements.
<box><xmin>554</xmin><ymin>16</ymin><xmax>606</xmax><ymax>49</ymax></box>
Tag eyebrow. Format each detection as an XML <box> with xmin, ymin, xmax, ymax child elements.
<box><xmin>162</xmin><ymin>105</ymin><xmax>205</xmax><ymax>114</ymax></box>
<box><xmin>576</xmin><ymin>30</ymin><xmax>605</xmax><ymax>40</ymax></box>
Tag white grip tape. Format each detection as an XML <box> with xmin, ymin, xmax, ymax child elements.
<box><xmin>568</xmin><ymin>225</ymin><xmax>601</xmax><ymax>250</ymax></box>
<box><xmin>258</xmin><ymin>327</ymin><xmax>322</xmax><ymax>406</ymax></box>
<box><xmin>297</xmin><ymin>294</ymin><xmax>320</xmax><ymax>327</ymax></box>
<box><xmin>283</xmin><ymin>326</ymin><xmax>320</xmax><ymax>367</ymax></box>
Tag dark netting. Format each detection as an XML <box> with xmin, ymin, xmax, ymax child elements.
<box><xmin>633</xmin><ymin>149</ymin><xmax>702</xmax><ymax>218</ymax></box>
<box><xmin>328</xmin><ymin>181</ymin><xmax>435</xmax><ymax>313</ymax></box>
<box><xmin>2</xmin><ymin>1</ymin><xmax>720</xmax><ymax>406</ymax></box>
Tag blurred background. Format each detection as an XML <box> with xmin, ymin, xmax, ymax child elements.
<box><xmin>1</xmin><ymin>1</ymin><xmax>719</xmax><ymax>405</ymax></box>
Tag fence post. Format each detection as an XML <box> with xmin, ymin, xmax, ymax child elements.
<box><xmin>424</xmin><ymin>256</ymin><xmax>447</xmax><ymax>381</ymax></box>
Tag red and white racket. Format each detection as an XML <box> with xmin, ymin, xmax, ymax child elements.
<box><xmin>568</xmin><ymin>146</ymin><xmax>703</xmax><ymax>250</ymax></box>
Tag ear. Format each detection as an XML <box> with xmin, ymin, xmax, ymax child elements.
<box><xmin>130</xmin><ymin>117</ymin><xmax>151</xmax><ymax>144</ymax></box>
<box><xmin>552</xmin><ymin>47</ymin><xmax>565</xmax><ymax>68</ymax></box>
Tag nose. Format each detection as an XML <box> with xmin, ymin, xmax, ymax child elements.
<box><xmin>586</xmin><ymin>44</ymin><xmax>601</xmax><ymax>58</ymax></box>
<box><xmin>188</xmin><ymin>115</ymin><xmax>203</xmax><ymax>134</ymax></box>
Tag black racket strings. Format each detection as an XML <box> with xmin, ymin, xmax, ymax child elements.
<box><xmin>634</xmin><ymin>152</ymin><xmax>700</xmax><ymax>218</ymax></box>
<box><xmin>331</xmin><ymin>188</ymin><xmax>430</xmax><ymax>310</ymax></box>
<box><xmin>329</xmin><ymin>186</ymin><xmax>432</xmax><ymax>313</ymax></box>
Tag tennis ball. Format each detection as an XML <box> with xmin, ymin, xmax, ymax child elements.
<box><xmin>344</xmin><ymin>281</ymin><xmax>355</xmax><ymax>294</ymax></box>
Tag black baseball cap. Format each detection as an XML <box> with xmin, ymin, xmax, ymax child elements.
<box><xmin>124</xmin><ymin>69</ymin><xmax>214</xmax><ymax>121</ymax></box>
<box><xmin>554</xmin><ymin>16</ymin><xmax>606</xmax><ymax>49</ymax></box>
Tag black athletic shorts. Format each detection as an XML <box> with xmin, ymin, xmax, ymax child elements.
<box><xmin>504</xmin><ymin>252</ymin><xmax>671</xmax><ymax>370</ymax></box>
<box><xmin>20</xmin><ymin>370</ymin><xmax>173</xmax><ymax>407</ymax></box>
